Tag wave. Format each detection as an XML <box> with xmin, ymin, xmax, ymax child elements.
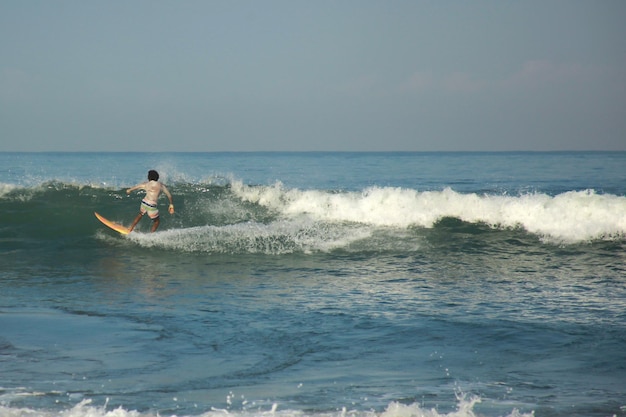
<box><xmin>230</xmin><ymin>181</ymin><xmax>626</xmax><ymax>243</ymax></box>
<box><xmin>1</xmin><ymin>180</ymin><xmax>625</xmax><ymax>255</ymax></box>
<box><xmin>0</xmin><ymin>396</ymin><xmax>534</xmax><ymax>417</ymax></box>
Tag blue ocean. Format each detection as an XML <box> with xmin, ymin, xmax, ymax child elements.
<box><xmin>1</xmin><ymin>152</ymin><xmax>625</xmax><ymax>417</ymax></box>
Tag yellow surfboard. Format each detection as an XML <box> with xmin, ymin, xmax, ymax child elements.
<box><xmin>94</xmin><ymin>212</ymin><xmax>130</xmax><ymax>235</ymax></box>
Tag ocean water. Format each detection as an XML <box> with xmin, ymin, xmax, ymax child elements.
<box><xmin>0</xmin><ymin>152</ymin><xmax>625</xmax><ymax>417</ymax></box>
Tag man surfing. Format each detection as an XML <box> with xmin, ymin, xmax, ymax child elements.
<box><xmin>126</xmin><ymin>170</ymin><xmax>174</xmax><ymax>232</ymax></box>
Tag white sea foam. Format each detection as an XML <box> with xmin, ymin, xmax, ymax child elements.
<box><xmin>232</xmin><ymin>182</ymin><xmax>626</xmax><ymax>243</ymax></box>
<box><xmin>0</xmin><ymin>397</ymin><xmax>535</xmax><ymax>417</ymax></box>
<box><xmin>129</xmin><ymin>219</ymin><xmax>374</xmax><ymax>254</ymax></box>
<box><xmin>0</xmin><ymin>182</ymin><xmax>17</xmax><ymax>198</ymax></box>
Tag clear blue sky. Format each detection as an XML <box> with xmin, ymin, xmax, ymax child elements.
<box><xmin>1</xmin><ymin>1</ymin><xmax>625</xmax><ymax>151</ymax></box>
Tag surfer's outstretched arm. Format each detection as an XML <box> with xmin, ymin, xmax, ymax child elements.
<box><xmin>126</xmin><ymin>182</ymin><xmax>146</xmax><ymax>195</ymax></box>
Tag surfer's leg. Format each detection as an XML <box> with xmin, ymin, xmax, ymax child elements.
<box><xmin>145</xmin><ymin>206</ymin><xmax>160</xmax><ymax>232</ymax></box>
<box><xmin>150</xmin><ymin>217</ymin><xmax>160</xmax><ymax>233</ymax></box>
<box><xmin>129</xmin><ymin>212</ymin><xmax>144</xmax><ymax>232</ymax></box>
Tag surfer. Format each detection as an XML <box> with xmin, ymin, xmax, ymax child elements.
<box><xmin>126</xmin><ymin>170</ymin><xmax>174</xmax><ymax>232</ymax></box>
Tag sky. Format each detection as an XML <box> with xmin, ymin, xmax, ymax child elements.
<box><xmin>1</xmin><ymin>0</ymin><xmax>625</xmax><ymax>152</ymax></box>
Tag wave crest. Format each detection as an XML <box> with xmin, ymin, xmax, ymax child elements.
<box><xmin>233</xmin><ymin>183</ymin><xmax>626</xmax><ymax>243</ymax></box>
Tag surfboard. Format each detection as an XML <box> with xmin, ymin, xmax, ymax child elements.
<box><xmin>94</xmin><ymin>212</ymin><xmax>130</xmax><ymax>235</ymax></box>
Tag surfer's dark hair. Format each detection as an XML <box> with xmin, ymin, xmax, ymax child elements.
<box><xmin>148</xmin><ymin>170</ymin><xmax>159</xmax><ymax>181</ymax></box>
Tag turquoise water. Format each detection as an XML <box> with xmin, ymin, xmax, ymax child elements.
<box><xmin>1</xmin><ymin>152</ymin><xmax>625</xmax><ymax>417</ymax></box>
